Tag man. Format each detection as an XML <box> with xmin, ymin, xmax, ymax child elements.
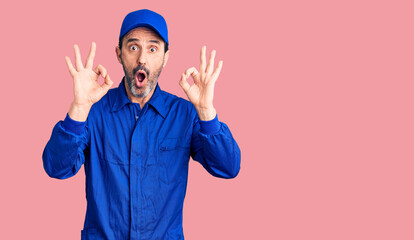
<box><xmin>43</xmin><ymin>9</ymin><xmax>240</xmax><ymax>240</ymax></box>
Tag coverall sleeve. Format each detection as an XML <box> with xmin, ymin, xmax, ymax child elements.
<box><xmin>190</xmin><ymin>113</ymin><xmax>241</xmax><ymax>179</ymax></box>
<box><xmin>42</xmin><ymin>114</ymin><xmax>89</xmax><ymax>179</ymax></box>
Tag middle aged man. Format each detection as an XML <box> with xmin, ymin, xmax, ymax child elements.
<box><xmin>43</xmin><ymin>9</ymin><xmax>241</xmax><ymax>239</ymax></box>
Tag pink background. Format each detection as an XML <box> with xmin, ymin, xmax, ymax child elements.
<box><xmin>1</xmin><ymin>0</ymin><xmax>414</xmax><ymax>239</ymax></box>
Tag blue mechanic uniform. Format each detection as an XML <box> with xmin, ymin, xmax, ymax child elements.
<box><xmin>43</xmin><ymin>79</ymin><xmax>241</xmax><ymax>239</ymax></box>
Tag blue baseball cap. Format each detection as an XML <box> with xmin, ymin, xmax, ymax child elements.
<box><xmin>119</xmin><ymin>9</ymin><xmax>169</xmax><ymax>45</ymax></box>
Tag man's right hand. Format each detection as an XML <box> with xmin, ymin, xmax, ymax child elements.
<box><xmin>65</xmin><ymin>42</ymin><xmax>113</xmax><ymax>121</ymax></box>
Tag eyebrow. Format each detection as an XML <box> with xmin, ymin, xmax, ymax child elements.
<box><xmin>149</xmin><ymin>40</ymin><xmax>161</xmax><ymax>45</ymax></box>
<box><xmin>126</xmin><ymin>38</ymin><xmax>139</xmax><ymax>43</ymax></box>
<box><xmin>126</xmin><ymin>38</ymin><xmax>161</xmax><ymax>45</ymax></box>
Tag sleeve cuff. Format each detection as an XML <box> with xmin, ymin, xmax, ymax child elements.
<box><xmin>199</xmin><ymin>115</ymin><xmax>220</xmax><ymax>135</ymax></box>
<box><xmin>62</xmin><ymin>113</ymin><xmax>86</xmax><ymax>135</ymax></box>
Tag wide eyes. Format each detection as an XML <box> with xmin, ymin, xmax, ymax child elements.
<box><xmin>129</xmin><ymin>45</ymin><xmax>157</xmax><ymax>53</ymax></box>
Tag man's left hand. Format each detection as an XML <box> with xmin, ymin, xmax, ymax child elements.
<box><xmin>179</xmin><ymin>46</ymin><xmax>223</xmax><ymax>121</ymax></box>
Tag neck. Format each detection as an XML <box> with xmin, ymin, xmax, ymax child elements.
<box><xmin>124</xmin><ymin>80</ymin><xmax>156</xmax><ymax>109</ymax></box>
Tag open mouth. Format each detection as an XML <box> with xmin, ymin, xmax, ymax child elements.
<box><xmin>137</xmin><ymin>72</ymin><xmax>146</xmax><ymax>82</ymax></box>
<box><xmin>135</xmin><ymin>70</ymin><xmax>147</xmax><ymax>87</ymax></box>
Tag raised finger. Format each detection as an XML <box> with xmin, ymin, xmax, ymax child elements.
<box><xmin>200</xmin><ymin>46</ymin><xmax>207</xmax><ymax>73</ymax></box>
<box><xmin>74</xmin><ymin>44</ymin><xmax>84</xmax><ymax>71</ymax></box>
<box><xmin>94</xmin><ymin>64</ymin><xmax>107</xmax><ymax>78</ymax></box>
<box><xmin>206</xmin><ymin>49</ymin><xmax>216</xmax><ymax>75</ymax></box>
<box><xmin>65</xmin><ymin>56</ymin><xmax>76</xmax><ymax>76</ymax></box>
<box><xmin>211</xmin><ymin>60</ymin><xmax>223</xmax><ymax>82</ymax></box>
<box><xmin>85</xmin><ymin>42</ymin><xmax>96</xmax><ymax>69</ymax></box>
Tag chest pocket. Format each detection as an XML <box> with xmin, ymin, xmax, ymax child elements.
<box><xmin>160</xmin><ymin>138</ymin><xmax>190</xmax><ymax>151</ymax></box>
<box><xmin>100</xmin><ymin>130</ymin><xmax>130</xmax><ymax>166</ymax></box>
<box><xmin>146</xmin><ymin>137</ymin><xmax>191</xmax><ymax>166</ymax></box>
<box><xmin>102</xmin><ymin>141</ymin><xmax>130</xmax><ymax>165</ymax></box>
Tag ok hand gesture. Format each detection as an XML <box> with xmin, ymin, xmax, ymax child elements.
<box><xmin>65</xmin><ymin>42</ymin><xmax>113</xmax><ymax>121</ymax></box>
<box><xmin>179</xmin><ymin>46</ymin><xmax>223</xmax><ymax>121</ymax></box>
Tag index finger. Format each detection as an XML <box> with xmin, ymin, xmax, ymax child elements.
<box><xmin>85</xmin><ymin>42</ymin><xmax>96</xmax><ymax>69</ymax></box>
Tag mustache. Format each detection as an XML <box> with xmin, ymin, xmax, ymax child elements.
<box><xmin>133</xmin><ymin>65</ymin><xmax>150</xmax><ymax>77</ymax></box>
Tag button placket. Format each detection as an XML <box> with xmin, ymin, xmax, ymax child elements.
<box><xmin>129</xmin><ymin>104</ymin><xmax>148</xmax><ymax>239</ymax></box>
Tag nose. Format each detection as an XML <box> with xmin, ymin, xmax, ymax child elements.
<box><xmin>137</xmin><ymin>51</ymin><xmax>147</xmax><ymax>65</ymax></box>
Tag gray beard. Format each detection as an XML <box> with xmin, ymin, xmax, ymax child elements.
<box><xmin>122</xmin><ymin>62</ymin><xmax>163</xmax><ymax>99</ymax></box>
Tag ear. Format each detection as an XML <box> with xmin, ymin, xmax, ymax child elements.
<box><xmin>162</xmin><ymin>49</ymin><xmax>170</xmax><ymax>68</ymax></box>
<box><xmin>115</xmin><ymin>46</ymin><xmax>122</xmax><ymax>64</ymax></box>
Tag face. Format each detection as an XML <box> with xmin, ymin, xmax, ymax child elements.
<box><xmin>116</xmin><ymin>27</ymin><xmax>169</xmax><ymax>99</ymax></box>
